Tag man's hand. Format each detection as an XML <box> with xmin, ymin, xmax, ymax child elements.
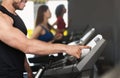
<box><xmin>65</xmin><ymin>45</ymin><xmax>90</xmax><ymax>59</ymax></box>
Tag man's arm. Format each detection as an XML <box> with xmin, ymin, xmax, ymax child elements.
<box><xmin>0</xmin><ymin>12</ymin><xmax>89</xmax><ymax>58</ymax></box>
<box><xmin>24</xmin><ymin>56</ymin><xmax>34</xmax><ymax>78</ymax></box>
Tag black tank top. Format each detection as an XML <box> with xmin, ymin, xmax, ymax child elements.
<box><xmin>0</xmin><ymin>5</ymin><xmax>27</xmax><ymax>77</ymax></box>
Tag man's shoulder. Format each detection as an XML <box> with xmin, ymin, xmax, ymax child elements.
<box><xmin>0</xmin><ymin>11</ymin><xmax>4</xmax><ymax>16</ymax></box>
<box><xmin>0</xmin><ymin>11</ymin><xmax>13</xmax><ymax>23</ymax></box>
<box><xmin>0</xmin><ymin>11</ymin><xmax>8</xmax><ymax>18</ymax></box>
<box><xmin>0</xmin><ymin>11</ymin><xmax>9</xmax><ymax>17</ymax></box>
<box><xmin>0</xmin><ymin>11</ymin><xmax>7</xmax><ymax>21</ymax></box>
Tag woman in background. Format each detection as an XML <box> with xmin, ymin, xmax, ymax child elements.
<box><xmin>52</xmin><ymin>4</ymin><xmax>67</xmax><ymax>38</ymax></box>
<box><xmin>31</xmin><ymin>5</ymin><xmax>62</xmax><ymax>43</ymax></box>
<box><xmin>31</xmin><ymin>5</ymin><xmax>63</xmax><ymax>67</ymax></box>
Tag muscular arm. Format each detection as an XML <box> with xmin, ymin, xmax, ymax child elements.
<box><xmin>0</xmin><ymin>18</ymin><xmax>66</xmax><ymax>55</ymax></box>
<box><xmin>0</xmin><ymin>12</ymin><xmax>89</xmax><ymax>58</ymax></box>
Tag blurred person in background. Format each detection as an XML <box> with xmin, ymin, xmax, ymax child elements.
<box><xmin>31</xmin><ymin>5</ymin><xmax>64</xmax><ymax>66</ymax></box>
<box><xmin>52</xmin><ymin>4</ymin><xmax>67</xmax><ymax>38</ymax></box>
<box><xmin>31</xmin><ymin>5</ymin><xmax>62</xmax><ymax>43</ymax></box>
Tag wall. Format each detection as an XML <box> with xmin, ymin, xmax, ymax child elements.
<box><xmin>68</xmin><ymin>0</ymin><xmax>120</xmax><ymax>65</ymax></box>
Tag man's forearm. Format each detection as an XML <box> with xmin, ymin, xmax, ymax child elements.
<box><xmin>26</xmin><ymin>39</ymin><xmax>67</xmax><ymax>55</ymax></box>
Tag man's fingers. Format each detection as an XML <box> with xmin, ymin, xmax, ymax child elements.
<box><xmin>79</xmin><ymin>46</ymin><xmax>91</xmax><ymax>49</ymax></box>
<box><xmin>75</xmin><ymin>52</ymin><xmax>80</xmax><ymax>59</ymax></box>
<box><xmin>75</xmin><ymin>46</ymin><xmax>91</xmax><ymax>59</ymax></box>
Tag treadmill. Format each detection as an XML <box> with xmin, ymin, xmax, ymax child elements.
<box><xmin>35</xmin><ymin>28</ymin><xmax>106</xmax><ymax>78</ymax></box>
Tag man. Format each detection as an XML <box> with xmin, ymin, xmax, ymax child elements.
<box><xmin>0</xmin><ymin>0</ymin><xmax>89</xmax><ymax>78</ymax></box>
